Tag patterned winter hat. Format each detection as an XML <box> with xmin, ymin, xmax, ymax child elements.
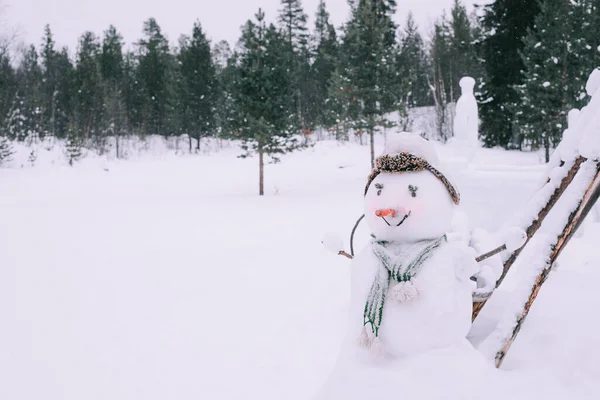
<box><xmin>364</xmin><ymin>152</ymin><xmax>461</xmax><ymax>205</ymax></box>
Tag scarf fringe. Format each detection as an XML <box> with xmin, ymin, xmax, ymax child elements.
<box><xmin>357</xmin><ymin>327</ymin><xmax>372</xmax><ymax>349</ymax></box>
<box><xmin>370</xmin><ymin>337</ymin><xmax>385</xmax><ymax>358</ymax></box>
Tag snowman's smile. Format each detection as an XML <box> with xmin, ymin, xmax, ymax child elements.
<box><xmin>381</xmin><ymin>211</ymin><xmax>411</xmax><ymax>227</ymax></box>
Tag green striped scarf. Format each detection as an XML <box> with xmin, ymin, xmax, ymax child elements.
<box><xmin>362</xmin><ymin>236</ymin><xmax>446</xmax><ymax>339</ymax></box>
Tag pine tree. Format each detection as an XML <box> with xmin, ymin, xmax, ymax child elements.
<box><xmin>100</xmin><ymin>25</ymin><xmax>127</xmax><ymax>156</ymax></box>
<box><xmin>235</xmin><ymin>9</ymin><xmax>300</xmax><ymax>195</ymax></box>
<box><xmin>341</xmin><ymin>0</ymin><xmax>398</xmax><ymax>166</ymax></box>
<box><xmin>40</xmin><ymin>25</ymin><xmax>59</xmax><ymax>138</ymax></box>
<box><xmin>137</xmin><ymin>18</ymin><xmax>175</xmax><ymax>136</ymax></box>
<box><xmin>277</xmin><ymin>0</ymin><xmax>311</xmax><ymax>132</ymax></box>
<box><xmin>398</xmin><ymin>12</ymin><xmax>431</xmax><ymax>107</ymax></box>
<box><xmin>278</xmin><ymin>0</ymin><xmax>309</xmax><ymax>50</ymax></box>
<box><xmin>53</xmin><ymin>48</ymin><xmax>74</xmax><ymax>139</ymax></box>
<box><xmin>178</xmin><ymin>21</ymin><xmax>217</xmax><ymax>152</ymax></box>
<box><xmin>0</xmin><ymin>47</ymin><xmax>17</xmax><ymax>132</ymax></box>
<box><xmin>122</xmin><ymin>51</ymin><xmax>145</xmax><ymax>136</ymax></box>
<box><xmin>479</xmin><ymin>0</ymin><xmax>541</xmax><ymax>148</ymax></box>
<box><xmin>73</xmin><ymin>32</ymin><xmax>103</xmax><ymax>148</ymax></box>
<box><xmin>449</xmin><ymin>0</ymin><xmax>480</xmax><ymax>99</ymax></box>
<box><xmin>15</xmin><ymin>45</ymin><xmax>44</xmax><ymax>141</ymax></box>
<box><xmin>213</xmin><ymin>42</ymin><xmax>239</xmax><ymax>141</ymax></box>
<box><xmin>312</xmin><ymin>0</ymin><xmax>339</xmax><ymax>132</ymax></box>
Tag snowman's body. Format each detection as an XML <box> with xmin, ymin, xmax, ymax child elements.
<box><xmin>314</xmin><ymin>133</ymin><xmax>480</xmax><ymax>399</ymax></box>
<box><xmin>350</xmin><ymin>239</ymin><xmax>474</xmax><ymax>357</ymax></box>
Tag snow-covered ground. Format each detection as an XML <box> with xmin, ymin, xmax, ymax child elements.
<box><xmin>1</xmin><ymin>138</ymin><xmax>599</xmax><ymax>399</ymax></box>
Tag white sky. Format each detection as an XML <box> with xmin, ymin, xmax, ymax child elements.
<box><xmin>3</xmin><ymin>0</ymin><xmax>478</xmax><ymax>52</ymax></box>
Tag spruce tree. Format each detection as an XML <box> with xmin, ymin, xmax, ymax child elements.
<box><xmin>235</xmin><ymin>9</ymin><xmax>299</xmax><ymax>195</ymax></box>
<box><xmin>0</xmin><ymin>135</ymin><xmax>12</xmax><ymax>165</ymax></box>
<box><xmin>178</xmin><ymin>21</ymin><xmax>217</xmax><ymax>152</ymax></box>
<box><xmin>479</xmin><ymin>0</ymin><xmax>541</xmax><ymax>148</ymax></box>
<box><xmin>65</xmin><ymin>122</ymin><xmax>83</xmax><ymax>165</ymax></box>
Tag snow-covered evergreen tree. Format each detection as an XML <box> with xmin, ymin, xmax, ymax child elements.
<box><xmin>136</xmin><ymin>18</ymin><xmax>175</xmax><ymax>136</ymax></box>
<box><xmin>478</xmin><ymin>0</ymin><xmax>541</xmax><ymax>148</ymax></box>
<box><xmin>517</xmin><ymin>0</ymin><xmax>600</xmax><ymax>161</ymax></box>
<box><xmin>0</xmin><ymin>135</ymin><xmax>13</xmax><ymax>165</ymax></box>
<box><xmin>398</xmin><ymin>12</ymin><xmax>431</xmax><ymax>107</ymax></box>
<box><xmin>340</xmin><ymin>0</ymin><xmax>398</xmax><ymax>165</ymax></box>
<box><xmin>73</xmin><ymin>31</ymin><xmax>103</xmax><ymax>148</ymax></box>
<box><xmin>65</xmin><ymin>123</ymin><xmax>83</xmax><ymax>165</ymax></box>
<box><xmin>312</xmin><ymin>0</ymin><xmax>338</xmax><ymax>132</ymax></box>
<box><xmin>177</xmin><ymin>21</ymin><xmax>217</xmax><ymax>152</ymax></box>
<box><xmin>235</xmin><ymin>9</ymin><xmax>301</xmax><ymax>195</ymax></box>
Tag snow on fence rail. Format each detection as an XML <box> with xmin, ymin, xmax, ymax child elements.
<box><xmin>473</xmin><ymin>68</ymin><xmax>600</xmax><ymax>367</ymax></box>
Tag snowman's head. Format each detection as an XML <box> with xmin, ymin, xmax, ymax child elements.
<box><xmin>364</xmin><ymin>134</ymin><xmax>459</xmax><ymax>242</ymax></box>
<box><xmin>459</xmin><ymin>77</ymin><xmax>476</xmax><ymax>93</ymax></box>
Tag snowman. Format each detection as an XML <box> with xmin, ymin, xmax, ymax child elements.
<box><xmin>452</xmin><ymin>76</ymin><xmax>479</xmax><ymax>163</ymax></box>
<box><xmin>315</xmin><ymin>132</ymin><xmax>486</xmax><ymax>399</ymax></box>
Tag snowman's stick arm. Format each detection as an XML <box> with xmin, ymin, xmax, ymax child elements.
<box><xmin>338</xmin><ymin>251</ymin><xmax>353</xmax><ymax>260</ymax></box>
<box><xmin>475</xmin><ymin>244</ymin><xmax>507</xmax><ymax>263</ymax></box>
<box><xmin>350</xmin><ymin>214</ymin><xmax>365</xmax><ymax>257</ymax></box>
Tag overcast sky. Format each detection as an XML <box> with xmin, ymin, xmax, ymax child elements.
<box><xmin>3</xmin><ymin>0</ymin><xmax>479</xmax><ymax>52</ymax></box>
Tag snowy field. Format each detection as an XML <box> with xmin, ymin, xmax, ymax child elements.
<box><xmin>1</xmin><ymin>138</ymin><xmax>600</xmax><ymax>399</ymax></box>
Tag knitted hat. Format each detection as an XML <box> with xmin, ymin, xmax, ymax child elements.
<box><xmin>365</xmin><ymin>152</ymin><xmax>461</xmax><ymax>205</ymax></box>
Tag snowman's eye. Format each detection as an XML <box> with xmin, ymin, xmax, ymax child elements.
<box><xmin>375</xmin><ymin>183</ymin><xmax>384</xmax><ymax>196</ymax></box>
<box><xmin>408</xmin><ymin>185</ymin><xmax>418</xmax><ymax>197</ymax></box>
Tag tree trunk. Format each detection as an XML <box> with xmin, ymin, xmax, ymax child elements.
<box><xmin>188</xmin><ymin>135</ymin><xmax>192</xmax><ymax>153</ymax></box>
<box><xmin>116</xmin><ymin>135</ymin><xmax>120</xmax><ymax>159</ymax></box>
<box><xmin>196</xmin><ymin>134</ymin><xmax>201</xmax><ymax>151</ymax></box>
<box><xmin>259</xmin><ymin>142</ymin><xmax>264</xmax><ymax>196</ymax></box>
<box><xmin>370</xmin><ymin>127</ymin><xmax>375</xmax><ymax>168</ymax></box>
<box><xmin>495</xmin><ymin>162</ymin><xmax>600</xmax><ymax>368</ymax></box>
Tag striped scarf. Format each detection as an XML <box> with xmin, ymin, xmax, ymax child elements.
<box><xmin>362</xmin><ymin>236</ymin><xmax>446</xmax><ymax>341</ymax></box>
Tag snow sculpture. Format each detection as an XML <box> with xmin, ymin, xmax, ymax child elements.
<box><xmin>453</xmin><ymin>77</ymin><xmax>479</xmax><ymax>161</ymax></box>
<box><xmin>315</xmin><ymin>132</ymin><xmax>484</xmax><ymax>398</ymax></box>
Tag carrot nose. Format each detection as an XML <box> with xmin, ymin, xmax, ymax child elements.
<box><xmin>375</xmin><ymin>208</ymin><xmax>397</xmax><ymax>218</ymax></box>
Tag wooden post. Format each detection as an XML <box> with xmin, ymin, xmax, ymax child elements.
<box><xmin>494</xmin><ymin>162</ymin><xmax>600</xmax><ymax>368</ymax></box>
<box><xmin>472</xmin><ymin>156</ymin><xmax>586</xmax><ymax>321</ymax></box>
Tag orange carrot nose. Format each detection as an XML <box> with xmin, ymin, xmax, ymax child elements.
<box><xmin>375</xmin><ymin>208</ymin><xmax>397</xmax><ymax>218</ymax></box>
